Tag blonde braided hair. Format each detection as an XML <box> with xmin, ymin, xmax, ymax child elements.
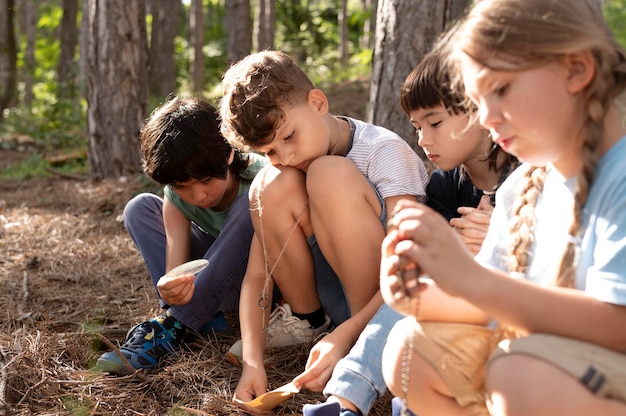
<box><xmin>443</xmin><ymin>0</ymin><xmax>626</xmax><ymax>336</ymax></box>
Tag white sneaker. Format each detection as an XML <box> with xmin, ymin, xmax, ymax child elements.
<box><xmin>226</xmin><ymin>303</ymin><xmax>331</xmax><ymax>366</ymax></box>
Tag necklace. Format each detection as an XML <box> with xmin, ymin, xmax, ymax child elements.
<box><xmin>329</xmin><ymin>116</ymin><xmax>341</xmax><ymax>156</ymax></box>
<box><xmin>387</xmin><ymin>216</ymin><xmax>421</xmax><ymax>416</ymax></box>
<box><xmin>397</xmin><ymin>263</ymin><xmax>420</xmax><ymax>416</ymax></box>
<box><xmin>254</xmin><ymin>168</ymin><xmax>308</xmax><ymax>332</ymax></box>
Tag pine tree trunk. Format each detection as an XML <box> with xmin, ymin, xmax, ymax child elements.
<box><xmin>368</xmin><ymin>0</ymin><xmax>470</xmax><ymax>156</ymax></box>
<box><xmin>86</xmin><ymin>0</ymin><xmax>148</xmax><ymax>178</ymax></box>
<box><xmin>225</xmin><ymin>0</ymin><xmax>252</xmax><ymax>64</ymax></box>
<box><xmin>148</xmin><ymin>0</ymin><xmax>180</xmax><ymax>97</ymax></box>
<box><xmin>0</xmin><ymin>0</ymin><xmax>17</xmax><ymax>119</ymax></box>
<box><xmin>189</xmin><ymin>0</ymin><xmax>204</xmax><ymax>93</ymax></box>
<box><xmin>338</xmin><ymin>0</ymin><xmax>349</xmax><ymax>64</ymax></box>
<box><xmin>57</xmin><ymin>0</ymin><xmax>79</xmax><ymax>99</ymax></box>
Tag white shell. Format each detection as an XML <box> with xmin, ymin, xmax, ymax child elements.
<box><xmin>163</xmin><ymin>259</ymin><xmax>209</xmax><ymax>278</ymax></box>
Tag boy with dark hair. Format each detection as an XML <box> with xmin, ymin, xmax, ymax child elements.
<box><xmin>219</xmin><ymin>50</ymin><xmax>428</xmax><ymax>413</ymax></box>
<box><xmin>95</xmin><ymin>95</ymin><xmax>268</xmax><ymax>375</ymax></box>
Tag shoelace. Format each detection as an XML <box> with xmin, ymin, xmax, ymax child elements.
<box><xmin>123</xmin><ymin>321</ymin><xmax>168</xmax><ymax>350</ymax></box>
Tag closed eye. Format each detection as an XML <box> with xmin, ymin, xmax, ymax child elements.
<box><xmin>494</xmin><ymin>83</ymin><xmax>509</xmax><ymax>97</ymax></box>
<box><xmin>283</xmin><ymin>130</ymin><xmax>294</xmax><ymax>141</ymax></box>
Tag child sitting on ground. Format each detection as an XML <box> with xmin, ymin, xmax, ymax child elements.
<box><xmin>381</xmin><ymin>1</ymin><xmax>626</xmax><ymax>415</ymax></box>
<box><xmin>96</xmin><ymin>96</ymin><xmax>267</xmax><ymax>375</ymax></box>
<box><xmin>218</xmin><ymin>50</ymin><xmax>428</xmax><ymax>414</ymax></box>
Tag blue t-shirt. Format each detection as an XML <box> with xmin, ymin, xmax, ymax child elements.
<box><xmin>476</xmin><ymin>135</ymin><xmax>626</xmax><ymax>306</ymax></box>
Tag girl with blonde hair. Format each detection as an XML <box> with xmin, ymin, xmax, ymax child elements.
<box><xmin>380</xmin><ymin>0</ymin><xmax>626</xmax><ymax>415</ymax></box>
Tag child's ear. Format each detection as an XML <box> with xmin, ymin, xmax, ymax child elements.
<box><xmin>227</xmin><ymin>149</ymin><xmax>235</xmax><ymax>165</ymax></box>
<box><xmin>565</xmin><ymin>50</ymin><xmax>595</xmax><ymax>94</ymax></box>
<box><xmin>307</xmin><ymin>89</ymin><xmax>329</xmax><ymax>115</ymax></box>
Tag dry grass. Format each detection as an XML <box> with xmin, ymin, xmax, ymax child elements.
<box><xmin>0</xmin><ymin>176</ymin><xmax>392</xmax><ymax>415</ymax></box>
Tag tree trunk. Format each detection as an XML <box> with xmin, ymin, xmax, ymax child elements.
<box><xmin>253</xmin><ymin>0</ymin><xmax>275</xmax><ymax>51</ymax></box>
<box><xmin>189</xmin><ymin>0</ymin><xmax>204</xmax><ymax>93</ymax></box>
<box><xmin>367</xmin><ymin>0</ymin><xmax>470</xmax><ymax>155</ymax></box>
<box><xmin>17</xmin><ymin>0</ymin><xmax>36</xmax><ymax>105</ymax></box>
<box><xmin>78</xmin><ymin>0</ymin><xmax>89</xmax><ymax>95</ymax></box>
<box><xmin>338</xmin><ymin>0</ymin><xmax>349</xmax><ymax>64</ymax></box>
<box><xmin>0</xmin><ymin>0</ymin><xmax>17</xmax><ymax>119</ymax></box>
<box><xmin>86</xmin><ymin>0</ymin><xmax>148</xmax><ymax>178</ymax></box>
<box><xmin>225</xmin><ymin>0</ymin><xmax>252</xmax><ymax>64</ymax></box>
<box><xmin>148</xmin><ymin>0</ymin><xmax>180</xmax><ymax>97</ymax></box>
<box><xmin>57</xmin><ymin>0</ymin><xmax>79</xmax><ymax>99</ymax></box>
<box><xmin>360</xmin><ymin>0</ymin><xmax>377</xmax><ymax>49</ymax></box>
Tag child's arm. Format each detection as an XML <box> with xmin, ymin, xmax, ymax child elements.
<box><xmin>232</xmin><ymin>234</ymin><xmax>273</xmax><ymax>414</ymax></box>
<box><xmin>155</xmin><ymin>195</ymin><xmax>195</xmax><ymax>306</ymax></box>
<box><xmin>293</xmin><ymin>291</ymin><xmax>385</xmax><ymax>392</ymax></box>
<box><xmin>386</xmin><ymin>200</ymin><xmax>626</xmax><ymax>351</ymax></box>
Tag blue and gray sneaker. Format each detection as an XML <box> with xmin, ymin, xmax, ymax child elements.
<box><xmin>95</xmin><ymin>316</ymin><xmax>183</xmax><ymax>375</ymax></box>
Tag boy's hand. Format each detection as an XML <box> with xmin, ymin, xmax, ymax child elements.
<box><xmin>450</xmin><ymin>195</ymin><xmax>493</xmax><ymax>254</ymax></box>
<box><xmin>156</xmin><ymin>274</ymin><xmax>195</xmax><ymax>305</ymax></box>
<box><xmin>232</xmin><ymin>365</ymin><xmax>271</xmax><ymax>415</ymax></box>
<box><xmin>292</xmin><ymin>326</ymin><xmax>353</xmax><ymax>392</ymax></box>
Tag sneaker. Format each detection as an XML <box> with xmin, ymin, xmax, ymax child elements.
<box><xmin>303</xmin><ymin>402</ymin><xmax>340</xmax><ymax>416</ymax></box>
<box><xmin>95</xmin><ymin>318</ymin><xmax>182</xmax><ymax>375</ymax></box>
<box><xmin>303</xmin><ymin>402</ymin><xmax>360</xmax><ymax>416</ymax></box>
<box><xmin>226</xmin><ymin>303</ymin><xmax>331</xmax><ymax>366</ymax></box>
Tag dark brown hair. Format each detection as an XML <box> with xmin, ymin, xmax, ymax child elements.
<box><xmin>141</xmin><ymin>95</ymin><xmax>249</xmax><ymax>185</ymax></box>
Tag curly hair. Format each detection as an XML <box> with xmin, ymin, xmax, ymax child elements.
<box><xmin>219</xmin><ymin>50</ymin><xmax>315</xmax><ymax>152</ymax></box>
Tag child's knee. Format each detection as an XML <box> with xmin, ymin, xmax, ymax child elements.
<box><xmin>485</xmin><ymin>354</ymin><xmax>545</xmax><ymax>414</ymax></box>
<box><xmin>250</xmin><ymin>165</ymin><xmax>306</xmax><ymax>205</ymax></box>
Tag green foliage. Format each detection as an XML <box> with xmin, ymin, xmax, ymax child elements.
<box><xmin>604</xmin><ymin>0</ymin><xmax>626</xmax><ymax>48</ymax></box>
<box><xmin>60</xmin><ymin>396</ymin><xmax>92</xmax><ymax>416</ymax></box>
<box><xmin>2</xmin><ymin>0</ymin><xmax>375</xmax><ymax>179</ymax></box>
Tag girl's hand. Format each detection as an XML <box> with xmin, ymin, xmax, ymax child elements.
<box><xmin>156</xmin><ymin>274</ymin><xmax>195</xmax><ymax>305</ymax></box>
<box><xmin>381</xmin><ymin>201</ymin><xmax>475</xmax><ymax>299</ymax></box>
<box><xmin>232</xmin><ymin>365</ymin><xmax>272</xmax><ymax>415</ymax></box>
<box><xmin>292</xmin><ymin>326</ymin><xmax>353</xmax><ymax>392</ymax></box>
<box><xmin>450</xmin><ymin>195</ymin><xmax>493</xmax><ymax>254</ymax></box>
<box><xmin>379</xmin><ymin>249</ymin><xmax>424</xmax><ymax>316</ymax></box>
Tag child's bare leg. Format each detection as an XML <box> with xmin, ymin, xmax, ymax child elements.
<box><xmin>250</xmin><ymin>165</ymin><xmax>319</xmax><ymax>313</ymax></box>
<box><xmin>306</xmin><ymin>157</ymin><xmax>384</xmax><ymax>313</ymax></box>
<box><xmin>382</xmin><ymin>330</ymin><xmax>467</xmax><ymax>416</ymax></box>
<box><xmin>487</xmin><ymin>354</ymin><xmax>626</xmax><ymax>416</ymax></box>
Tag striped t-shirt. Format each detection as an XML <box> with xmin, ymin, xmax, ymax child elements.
<box><xmin>344</xmin><ymin>117</ymin><xmax>428</xmax><ymax>201</ymax></box>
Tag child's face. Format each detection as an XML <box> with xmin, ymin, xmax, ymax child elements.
<box><xmin>462</xmin><ymin>58</ymin><xmax>583</xmax><ymax>175</ymax></box>
<box><xmin>170</xmin><ymin>176</ymin><xmax>230</xmax><ymax>209</ymax></box>
<box><xmin>409</xmin><ymin>105</ymin><xmax>487</xmax><ymax>171</ymax></box>
<box><xmin>254</xmin><ymin>95</ymin><xmax>332</xmax><ymax>172</ymax></box>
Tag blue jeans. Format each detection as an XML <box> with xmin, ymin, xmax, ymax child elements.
<box><xmin>123</xmin><ymin>192</ymin><xmax>253</xmax><ymax>331</ymax></box>
<box><xmin>324</xmin><ymin>303</ymin><xmax>403</xmax><ymax>415</ymax></box>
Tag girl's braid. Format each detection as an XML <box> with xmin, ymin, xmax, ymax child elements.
<box><xmin>554</xmin><ymin>54</ymin><xmax>613</xmax><ymax>288</ymax></box>
<box><xmin>505</xmin><ymin>165</ymin><xmax>546</xmax><ymax>275</ymax></box>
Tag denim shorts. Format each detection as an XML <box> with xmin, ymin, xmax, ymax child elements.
<box><xmin>308</xmin><ymin>181</ymin><xmax>386</xmax><ymax>326</ymax></box>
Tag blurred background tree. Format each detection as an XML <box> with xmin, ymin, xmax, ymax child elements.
<box><xmin>0</xmin><ymin>0</ymin><xmax>623</xmax><ymax>178</ymax></box>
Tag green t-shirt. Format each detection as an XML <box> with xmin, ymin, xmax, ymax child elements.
<box><xmin>163</xmin><ymin>152</ymin><xmax>268</xmax><ymax>238</ymax></box>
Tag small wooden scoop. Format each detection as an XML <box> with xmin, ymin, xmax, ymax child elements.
<box><xmin>234</xmin><ymin>381</ymin><xmax>300</xmax><ymax>411</ymax></box>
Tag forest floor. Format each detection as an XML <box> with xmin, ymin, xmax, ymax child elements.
<box><xmin>0</xmin><ymin>79</ymin><xmax>394</xmax><ymax>415</ymax></box>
